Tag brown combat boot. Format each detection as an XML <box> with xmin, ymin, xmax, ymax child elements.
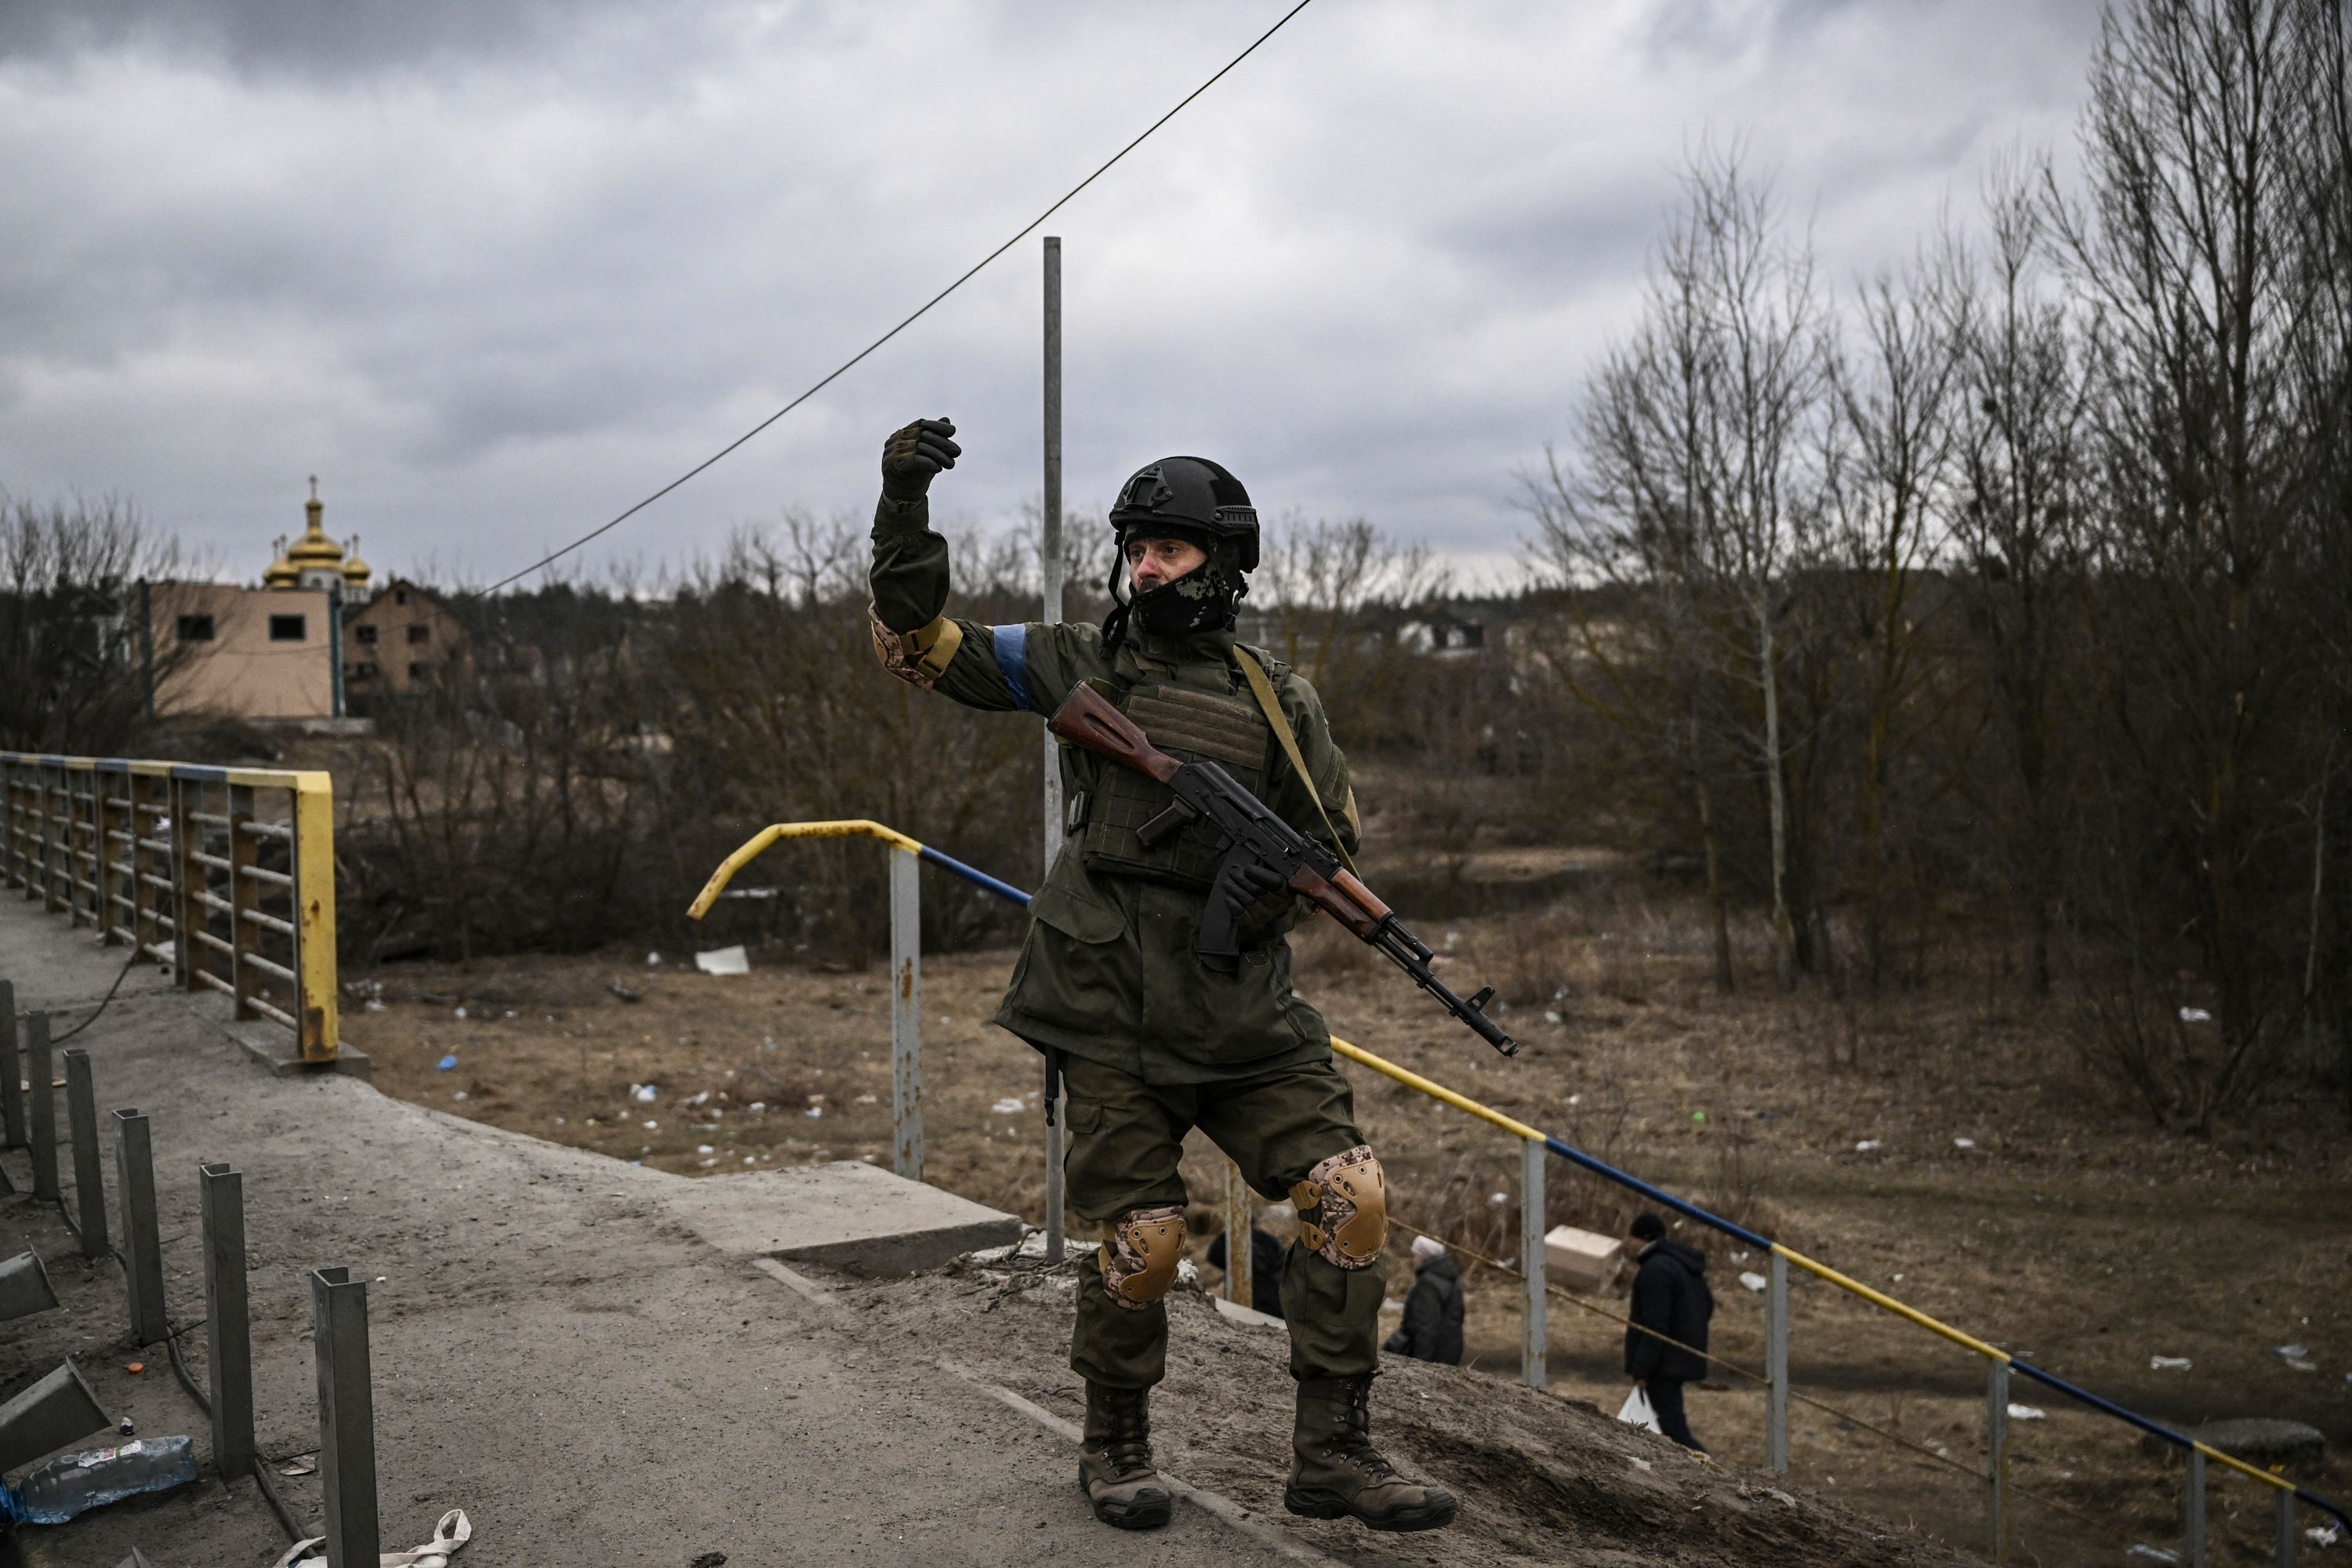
<box><xmin>1283</xmin><ymin>1374</ymin><xmax>1458</xmax><ymax>1532</ymax></box>
<box><xmin>1077</xmin><ymin>1381</ymin><xmax>1174</xmax><ymax>1530</ymax></box>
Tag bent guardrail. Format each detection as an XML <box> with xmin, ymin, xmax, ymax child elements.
<box><xmin>2</xmin><ymin>753</ymin><xmax>339</xmax><ymax>1062</ymax></box>
<box><xmin>695</xmin><ymin>817</ymin><xmax>2348</xmax><ymax>1566</ymax></box>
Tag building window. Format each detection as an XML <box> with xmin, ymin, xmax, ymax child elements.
<box><xmin>269</xmin><ymin>614</ymin><xmax>307</xmax><ymax>642</ymax></box>
<box><xmin>409</xmin><ymin>662</ymin><xmax>432</xmax><ymax>683</ymax></box>
<box><xmin>394</xmin><ymin>589</ymin><xmax>410</xmax><ymax>606</ymax></box>
<box><xmin>177</xmin><ymin>613</ymin><xmax>216</xmax><ymax>642</ymax></box>
<box><xmin>354</xmin><ymin>623</ymin><xmax>379</xmax><ymax>644</ymax></box>
<box><xmin>407</xmin><ymin>623</ymin><xmax>430</xmax><ymax>644</ymax></box>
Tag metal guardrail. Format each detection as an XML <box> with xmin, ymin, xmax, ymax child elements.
<box><xmin>1</xmin><ymin>753</ymin><xmax>339</xmax><ymax>1062</ymax></box>
<box><xmin>692</xmin><ymin>817</ymin><xmax>2347</xmax><ymax>1566</ymax></box>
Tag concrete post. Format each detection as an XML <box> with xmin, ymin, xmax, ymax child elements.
<box><xmin>2186</xmin><ymin>1448</ymin><xmax>2207</xmax><ymax>1568</ymax></box>
<box><xmin>27</xmin><ymin>1011</ymin><xmax>58</xmax><ymax>1203</ymax></box>
<box><xmin>63</xmin><ymin>1048</ymin><xmax>110</xmax><ymax>1261</ymax></box>
<box><xmin>112</xmin><ymin>1109</ymin><xmax>167</xmax><ymax>1345</ymax></box>
<box><xmin>0</xmin><ymin>1252</ymin><xmax>59</xmax><ymax>1320</ymax></box>
<box><xmin>311</xmin><ymin>1267</ymin><xmax>380</xmax><ymax>1568</ymax></box>
<box><xmin>1986</xmin><ymin>1359</ymin><xmax>2010</xmax><ymax>1564</ymax></box>
<box><xmin>1520</xmin><ymin>1137</ymin><xmax>1546</xmax><ymax>1389</ymax></box>
<box><xmin>0</xmin><ymin>1360</ymin><xmax>110</xmax><ymax>1474</ymax></box>
<box><xmin>201</xmin><ymin>1162</ymin><xmax>256</xmax><ymax>1480</ymax></box>
<box><xmin>888</xmin><ymin>847</ymin><xmax>923</xmax><ymax>1181</ymax></box>
<box><xmin>0</xmin><ymin>978</ymin><xmax>23</xmax><ymax>1149</ymax></box>
<box><xmin>1766</xmin><ymin>1251</ymin><xmax>1790</xmax><ymax>1475</ymax></box>
<box><xmin>1222</xmin><ymin>1158</ymin><xmax>1252</xmax><ymax>1307</ymax></box>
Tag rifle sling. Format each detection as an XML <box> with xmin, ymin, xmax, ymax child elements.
<box><xmin>1233</xmin><ymin>646</ymin><xmax>1359</xmax><ymax>877</ymax></box>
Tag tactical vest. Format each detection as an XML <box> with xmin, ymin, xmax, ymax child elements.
<box><xmin>1074</xmin><ymin>678</ymin><xmax>1272</xmax><ymax>891</ymax></box>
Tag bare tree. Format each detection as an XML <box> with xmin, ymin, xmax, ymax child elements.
<box><xmin>0</xmin><ymin>492</ymin><xmax>191</xmax><ymax>754</ymax></box>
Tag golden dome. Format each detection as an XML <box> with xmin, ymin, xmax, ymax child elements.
<box><xmin>341</xmin><ymin>535</ymin><xmax>372</xmax><ymax>590</ymax></box>
<box><xmin>263</xmin><ymin>535</ymin><xmax>299</xmax><ymax>589</ymax></box>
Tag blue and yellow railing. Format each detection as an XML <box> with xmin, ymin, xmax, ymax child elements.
<box><xmin>2</xmin><ymin>753</ymin><xmax>339</xmax><ymax>1061</ymax></box>
<box><xmin>695</xmin><ymin>818</ymin><xmax>2348</xmax><ymax>1564</ymax></box>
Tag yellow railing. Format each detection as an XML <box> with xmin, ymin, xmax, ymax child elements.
<box><xmin>2</xmin><ymin>753</ymin><xmax>339</xmax><ymax>1062</ymax></box>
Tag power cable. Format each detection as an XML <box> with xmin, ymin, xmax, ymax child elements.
<box><xmin>477</xmin><ymin>0</ymin><xmax>1319</xmax><ymax>596</ymax></box>
<box><xmin>52</xmin><ymin>942</ymin><xmax>146</xmax><ymax>1043</ymax></box>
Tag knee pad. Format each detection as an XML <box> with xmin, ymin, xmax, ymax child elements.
<box><xmin>1290</xmin><ymin>1146</ymin><xmax>1386</xmax><ymax>1269</ymax></box>
<box><xmin>1098</xmin><ymin>1204</ymin><xmax>1187</xmax><ymax>1310</ymax></box>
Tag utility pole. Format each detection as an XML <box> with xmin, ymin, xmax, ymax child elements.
<box><xmin>1040</xmin><ymin>235</ymin><xmax>1066</xmax><ymax>1265</ymax></box>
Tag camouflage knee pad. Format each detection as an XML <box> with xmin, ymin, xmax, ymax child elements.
<box><xmin>1098</xmin><ymin>1204</ymin><xmax>1188</xmax><ymax>1310</ymax></box>
<box><xmin>1290</xmin><ymin>1145</ymin><xmax>1386</xmax><ymax>1269</ymax></box>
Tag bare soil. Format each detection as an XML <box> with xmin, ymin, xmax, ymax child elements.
<box><xmin>342</xmin><ymin>900</ymin><xmax>2352</xmax><ymax>1566</ymax></box>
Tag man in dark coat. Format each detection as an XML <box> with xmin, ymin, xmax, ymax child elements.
<box><xmin>1207</xmin><ymin>1225</ymin><xmax>1288</xmax><ymax>1318</ymax></box>
<box><xmin>1385</xmin><ymin>1236</ymin><xmax>1465</xmax><ymax>1365</ymax></box>
<box><xmin>1624</xmin><ymin>1212</ymin><xmax>1712</xmax><ymax>1451</ymax></box>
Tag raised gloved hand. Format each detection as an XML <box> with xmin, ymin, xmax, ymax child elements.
<box><xmin>880</xmin><ymin>416</ymin><xmax>961</xmax><ymax>502</ymax></box>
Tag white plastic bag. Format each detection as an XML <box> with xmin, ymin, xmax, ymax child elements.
<box><xmin>1617</xmin><ymin>1387</ymin><xmax>1661</xmax><ymax>1432</ymax></box>
<box><xmin>274</xmin><ymin>1508</ymin><xmax>471</xmax><ymax>1568</ymax></box>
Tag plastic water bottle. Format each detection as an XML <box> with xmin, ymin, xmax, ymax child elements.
<box><xmin>1</xmin><ymin>1436</ymin><xmax>197</xmax><ymax>1525</ymax></box>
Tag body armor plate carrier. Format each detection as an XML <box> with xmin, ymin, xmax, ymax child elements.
<box><xmin>1077</xmin><ymin>681</ymin><xmax>1270</xmax><ymax>890</ymax></box>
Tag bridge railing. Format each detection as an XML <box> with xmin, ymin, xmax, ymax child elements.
<box><xmin>693</xmin><ymin>817</ymin><xmax>2345</xmax><ymax>1567</ymax></box>
<box><xmin>2</xmin><ymin>753</ymin><xmax>339</xmax><ymax>1062</ymax></box>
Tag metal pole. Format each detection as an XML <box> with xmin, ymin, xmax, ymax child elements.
<box><xmin>201</xmin><ymin>1163</ymin><xmax>255</xmax><ymax>1480</ymax></box>
<box><xmin>0</xmin><ymin>978</ymin><xmax>23</xmax><ymax>1149</ymax></box>
<box><xmin>1040</xmin><ymin>233</ymin><xmax>1065</xmax><ymax>1264</ymax></box>
<box><xmin>1766</xmin><ymin>1251</ymin><xmax>1790</xmax><ymax>1474</ymax></box>
<box><xmin>1520</xmin><ymin>1136</ymin><xmax>1546</xmax><ymax>1389</ymax></box>
<box><xmin>2276</xmin><ymin>1487</ymin><xmax>2296</xmax><ymax>1566</ymax></box>
<box><xmin>113</xmin><ymin>1109</ymin><xmax>167</xmax><ymax>1345</ymax></box>
<box><xmin>1222</xmin><ymin>1158</ymin><xmax>1252</xmax><ymax>1307</ymax></box>
<box><xmin>1986</xmin><ymin>1359</ymin><xmax>2010</xmax><ymax>1564</ymax></box>
<box><xmin>62</xmin><ymin>1049</ymin><xmax>109</xmax><ymax>1261</ymax></box>
<box><xmin>2186</xmin><ymin>1448</ymin><xmax>2207</xmax><ymax>1568</ymax></box>
<box><xmin>1041</xmin><ymin>233</ymin><xmax>1065</xmax><ymax>873</ymax></box>
<box><xmin>888</xmin><ymin>846</ymin><xmax>923</xmax><ymax>1181</ymax></box>
<box><xmin>311</xmin><ymin>1266</ymin><xmax>380</xmax><ymax>1568</ymax></box>
<box><xmin>27</xmin><ymin>1012</ymin><xmax>57</xmax><ymax>1203</ymax></box>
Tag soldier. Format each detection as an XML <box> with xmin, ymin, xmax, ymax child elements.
<box><xmin>868</xmin><ymin>416</ymin><xmax>1457</xmax><ymax>1534</ymax></box>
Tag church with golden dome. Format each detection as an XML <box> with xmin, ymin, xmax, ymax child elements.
<box><xmin>263</xmin><ymin>476</ymin><xmax>372</xmax><ymax>594</ymax></box>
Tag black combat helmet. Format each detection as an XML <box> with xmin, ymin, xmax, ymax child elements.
<box><xmin>1107</xmin><ymin>456</ymin><xmax>1260</xmax><ymax>571</ymax></box>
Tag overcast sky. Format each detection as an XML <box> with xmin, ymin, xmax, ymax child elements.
<box><xmin>0</xmin><ymin>0</ymin><xmax>2107</xmax><ymax>590</ymax></box>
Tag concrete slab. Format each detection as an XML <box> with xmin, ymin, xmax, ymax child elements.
<box><xmin>663</xmin><ymin>1159</ymin><xmax>1022</xmax><ymax>1274</ymax></box>
<box><xmin>223</xmin><ymin>1014</ymin><xmax>372</xmax><ymax>1080</ymax></box>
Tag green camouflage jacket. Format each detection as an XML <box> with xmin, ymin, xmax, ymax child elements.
<box><xmin>868</xmin><ymin>492</ymin><xmax>1361</xmax><ymax>1085</ymax></box>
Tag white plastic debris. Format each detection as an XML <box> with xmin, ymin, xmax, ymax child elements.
<box><xmin>1952</xmin><ymin>1137</ymin><xmax>1976</xmax><ymax>1149</ymax></box>
<box><xmin>991</xmin><ymin>1098</ymin><xmax>1025</xmax><ymax>1115</ymax></box>
<box><xmin>696</xmin><ymin>1145</ymin><xmax>715</xmax><ymax>1155</ymax></box>
<box><xmin>276</xmin><ymin>1508</ymin><xmax>470</xmax><ymax>1568</ymax></box>
<box><xmin>2126</xmin><ymin>1547</ymin><xmax>2182</xmax><ymax>1563</ymax></box>
<box><xmin>452</xmin><ymin>1006</ymin><xmax>467</xmax><ymax>1019</ymax></box>
<box><xmin>2275</xmin><ymin>1343</ymin><xmax>2310</xmax><ymax>1359</ymax></box>
<box><xmin>1854</xmin><ymin>1139</ymin><xmax>1882</xmax><ymax>1153</ymax></box>
<box><xmin>630</xmin><ymin>1083</ymin><xmax>657</xmax><ymax>1103</ymax></box>
<box><xmin>2307</xmin><ymin>1522</ymin><xmax>2340</xmax><ymax>1548</ymax></box>
<box><xmin>2178</xmin><ymin>1007</ymin><xmax>2212</xmax><ymax>1024</ymax></box>
<box><xmin>2005</xmin><ymin>1403</ymin><xmax>2046</xmax><ymax>1420</ymax></box>
<box><xmin>1739</xmin><ymin>1271</ymin><xmax>1769</xmax><ymax>1293</ymax></box>
<box><xmin>2150</xmin><ymin>1356</ymin><xmax>2192</xmax><ymax>1371</ymax></box>
<box><xmin>641</xmin><ymin>1120</ymin><xmax>658</xmax><ymax>1131</ymax></box>
<box><xmin>694</xmin><ymin>946</ymin><xmax>750</xmax><ymax>976</ymax></box>
<box><xmin>647</xmin><ymin>952</ymin><xmax>662</xmax><ymax>965</ymax></box>
<box><xmin>1489</xmin><ymin>1191</ymin><xmax>1508</xmax><ymax>1204</ymax></box>
<box><xmin>1543</xmin><ymin>1010</ymin><xmax>1563</xmax><ymax>1025</ymax></box>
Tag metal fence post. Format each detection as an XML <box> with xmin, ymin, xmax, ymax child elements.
<box><xmin>62</xmin><ymin>1049</ymin><xmax>109</xmax><ymax>1261</ymax></box>
<box><xmin>1986</xmin><ymin>1359</ymin><xmax>2010</xmax><ymax>1564</ymax></box>
<box><xmin>169</xmin><ymin>776</ymin><xmax>199</xmax><ymax>991</ymax></box>
<box><xmin>93</xmin><ymin>772</ymin><xmax>120</xmax><ymax>946</ymax></box>
<box><xmin>0</xmin><ymin>979</ymin><xmax>22</xmax><ymax>1150</ymax></box>
<box><xmin>311</xmin><ymin>1267</ymin><xmax>380</xmax><ymax>1568</ymax></box>
<box><xmin>27</xmin><ymin>1012</ymin><xmax>58</xmax><ymax>1203</ymax></box>
<box><xmin>111</xmin><ymin>1109</ymin><xmax>167</xmax><ymax>1345</ymax></box>
<box><xmin>227</xmin><ymin>782</ymin><xmax>259</xmax><ymax>1021</ymax></box>
<box><xmin>888</xmin><ymin>846</ymin><xmax>923</xmax><ymax>1181</ymax></box>
<box><xmin>1043</xmin><ymin>1065</ymin><xmax>1065</xmax><ymax>1265</ymax></box>
<box><xmin>2277</xmin><ymin>1488</ymin><xmax>2297</xmax><ymax>1566</ymax></box>
<box><xmin>200</xmin><ymin>1163</ymin><xmax>255</xmax><ymax>1480</ymax></box>
<box><xmin>1766</xmin><ymin>1251</ymin><xmax>1790</xmax><ymax>1475</ymax></box>
<box><xmin>2184</xmin><ymin>1447</ymin><xmax>2207</xmax><ymax>1567</ymax></box>
<box><xmin>1521</xmin><ymin>1136</ymin><xmax>1546</xmax><ymax>1389</ymax></box>
<box><xmin>291</xmin><ymin>776</ymin><xmax>339</xmax><ymax>1061</ymax></box>
<box><xmin>1222</xmin><ymin>1159</ymin><xmax>1253</xmax><ymax>1307</ymax></box>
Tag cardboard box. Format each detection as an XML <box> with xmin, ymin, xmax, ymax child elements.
<box><xmin>1543</xmin><ymin>1224</ymin><xmax>1624</xmax><ymax>1292</ymax></box>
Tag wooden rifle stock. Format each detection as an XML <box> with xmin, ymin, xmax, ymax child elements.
<box><xmin>1047</xmin><ymin>684</ymin><xmax>1182</xmax><ymax>784</ymax></box>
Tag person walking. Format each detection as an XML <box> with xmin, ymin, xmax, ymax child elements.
<box><xmin>1624</xmin><ymin>1211</ymin><xmax>1713</xmax><ymax>1451</ymax></box>
<box><xmin>866</xmin><ymin>417</ymin><xmax>1457</xmax><ymax>1534</ymax></box>
<box><xmin>1384</xmin><ymin>1236</ymin><xmax>1464</xmax><ymax>1365</ymax></box>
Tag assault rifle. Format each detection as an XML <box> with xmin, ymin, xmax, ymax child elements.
<box><xmin>1047</xmin><ymin>682</ymin><xmax>1518</xmax><ymax>1058</ymax></box>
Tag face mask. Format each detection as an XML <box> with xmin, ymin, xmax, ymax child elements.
<box><xmin>1102</xmin><ymin>539</ymin><xmax>1245</xmax><ymax>652</ymax></box>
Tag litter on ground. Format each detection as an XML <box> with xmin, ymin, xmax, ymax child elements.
<box><xmin>2178</xmin><ymin>1007</ymin><xmax>2211</xmax><ymax>1023</ymax></box>
<box><xmin>2150</xmin><ymin>1356</ymin><xmax>2191</xmax><ymax>1370</ymax></box>
<box><xmin>2006</xmin><ymin>1403</ymin><xmax>2046</xmax><ymax>1420</ymax></box>
<box><xmin>1854</xmin><ymin>1139</ymin><xmax>1882</xmax><ymax>1152</ymax></box>
<box><xmin>1738</xmin><ymin>1271</ymin><xmax>1769</xmax><ymax>1293</ymax></box>
<box><xmin>694</xmin><ymin>946</ymin><xmax>750</xmax><ymax>976</ymax></box>
<box><xmin>435</xmin><ymin>1056</ymin><xmax>457</xmax><ymax>1072</ymax></box>
<box><xmin>990</xmin><ymin>1098</ymin><xmax>1025</xmax><ymax>1115</ymax></box>
<box><xmin>1952</xmin><ymin>1137</ymin><xmax>1976</xmax><ymax>1149</ymax></box>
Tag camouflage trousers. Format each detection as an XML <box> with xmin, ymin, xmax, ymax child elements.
<box><xmin>1060</xmin><ymin>1054</ymin><xmax>1388</xmax><ymax>1390</ymax></box>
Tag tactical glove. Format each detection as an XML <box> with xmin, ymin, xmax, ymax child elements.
<box><xmin>880</xmin><ymin>416</ymin><xmax>961</xmax><ymax>502</ymax></box>
<box><xmin>1222</xmin><ymin>858</ymin><xmax>1292</xmax><ymax>938</ymax></box>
